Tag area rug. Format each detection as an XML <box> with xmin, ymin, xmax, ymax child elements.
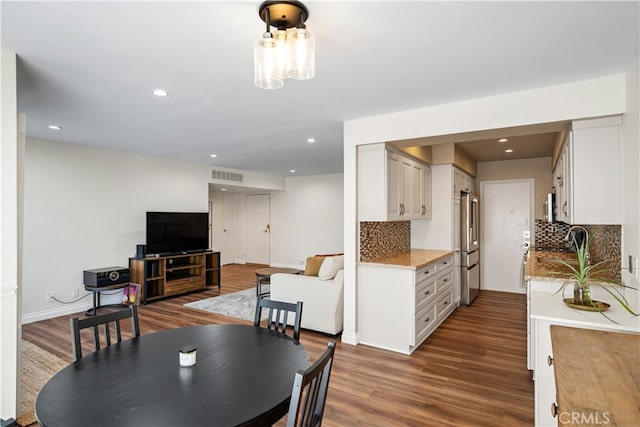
<box><xmin>184</xmin><ymin>287</ymin><xmax>269</xmax><ymax>322</ymax></box>
<box><xmin>17</xmin><ymin>340</ymin><xmax>69</xmax><ymax>426</ymax></box>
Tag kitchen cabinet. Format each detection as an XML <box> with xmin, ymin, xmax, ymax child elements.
<box><xmin>358</xmin><ymin>254</ymin><xmax>455</xmax><ymax>354</ymax></box>
<box><xmin>358</xmin><ymin>143</ymin><xmax>432</xmax><ymax>221</ymax></box>
<box><xmin>529</xmin><ymin>284</ymin><xmax>639</xmax><ymax>426</ymax></box>
<box><xmin>552</xmin><ymin>116</ymin><xmax>621</xmax><ymax>224</ymax></box>
<box><xmin>453</xmin><ymin>168</ymin><xmax>475</xmax><ymax>199</ymax></box>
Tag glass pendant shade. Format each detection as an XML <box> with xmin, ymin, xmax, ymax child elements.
<box><xmin>254</xmin><ymin>35</ymin><xmax>284</xmax><ymax>89</ymax></box>
<box><xmin>286</xmin><ymin>28</ymin><xmax>315</xmax><ymax>80</ymax></box>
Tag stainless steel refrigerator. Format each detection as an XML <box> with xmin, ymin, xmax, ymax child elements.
<box><xmin>461</xmin><ymin>191</ymin><xmax>480</xmax><ymax>305</ymax></box>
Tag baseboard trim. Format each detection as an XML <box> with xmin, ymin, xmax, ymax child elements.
<box><xmin>341</xmin><ymin>330</ymin><xmax>359</xmax><ymax>346</ymax></box>
<box><xmin>22</xmin><ymin>301</ymin><xmax>92</xmax><ymax>324</ymax></box>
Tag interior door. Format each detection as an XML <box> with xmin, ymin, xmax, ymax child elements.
<box><xmin>245</xmin><ymin>194</ymin><xmax>270</xmax><ymax>265</ymax></box>
<box><xmin>481</xmin><ymin>180</ymin><xmax>533</xmax><ymax>294</ymax></box>
<box><xmin>221</xmin><ymin>194</ymin><xmax>237</xmax><ymax>265</ymax></box>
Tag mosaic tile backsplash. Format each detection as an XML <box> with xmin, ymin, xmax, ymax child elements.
<box><xmin>534</xmin><ymin>219</ymin><xmax>621</xmax><ymax>281</ymax></box>
<box><xmin>360</xmin><ymin>221</ymin><xmax>410</xmax><ymax>261</ymax></box>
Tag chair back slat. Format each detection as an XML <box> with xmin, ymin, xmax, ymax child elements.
<box><xmin>70</xmin><ymin>305</ymin><xmax>140</xmax><ymax>361</ymax></box>
<box><xmin>286</xmin><ymin>341</ymin><xmax>336</xmax><ymax>427</ymax></box>
<box><xmin>254</xmin><ymin>298</ymin><xmax>303</xmax><ymax>344</ymax></box>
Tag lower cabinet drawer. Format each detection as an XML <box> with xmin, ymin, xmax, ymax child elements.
<box><xmin>436</xmin><ymin>289</ymin><xmax>454</xmax><ymax>318</ymax></box>
<box><xmin>414</xmin><ymin>302</ymin><xmax>438</xmax><ymax>343</ymax></box>
<box><xmin>436</xmin><ymin>270</ymin><xmax>453</xmax><ymax>289</ymax></box>
<box><xmin>416</xmin><ymin>278</ymin><xmax>436</xmax><ymax>309</ymax></box>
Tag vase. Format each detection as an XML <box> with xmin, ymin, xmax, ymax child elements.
<box><xmin>573</xmin><ymin>282</ymin><xmax>590</xmax><ymax>305</ymax></box>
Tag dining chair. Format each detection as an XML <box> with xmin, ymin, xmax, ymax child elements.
<box><xmin>286</xmin><ymin>341</ymin><xmax>337</xmax><ymax>427</ymax></box>
<box><xmin>253</xmin><ymin>298</ymin><xmax>303</xmax><ymax>344</ymax></box>
<box><xmin>70</xmin><ymin>305</ymin><xmax>140</xmax><ymax>361</ymax></box>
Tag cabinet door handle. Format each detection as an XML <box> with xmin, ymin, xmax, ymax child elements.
<box><xmin>551</xmin><ymin>403</ymin><xmax>559</xmax><ymax>418</ymax></box>
<box><xmin>547</xmin><ymin>355</ymin><xmax>554</xmax><ymax>366</ymax></box>
<box><xmin>563</xmin><ymin>202</ymin><xmax>568</xmax><ymax>215</ymax></box>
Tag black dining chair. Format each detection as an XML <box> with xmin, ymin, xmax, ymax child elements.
<box><xmin>286</xmin><ymin>341</ymin><xmax>337</xmax><ymax>427</ymax></box>
<box><xmin>70</xmin><ymin>305</ymin><xmax>140</xmax><ymax>361</ymax></box>
<box><xmin>253</xmin><ymin>298</ymin><xmax>303</xmax><ymax>344</ymax></box>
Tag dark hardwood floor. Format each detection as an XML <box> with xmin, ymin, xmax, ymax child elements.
<box><xmin>22</xmin><ymin>264</ymin><xmax>534</xmax><ymax>426</ymax></box>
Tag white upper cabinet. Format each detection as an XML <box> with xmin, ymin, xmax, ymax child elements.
<box><xmin>358</xmin><ymin>144</ymin><xmax>432</xmax><ymax>221</ymax></box>
<box><xmin>553</xmin><ymin>116</ymin><xmax>622</xmax><ymax>225</ymax></box>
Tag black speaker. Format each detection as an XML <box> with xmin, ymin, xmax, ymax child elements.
<box><xmin>136</xmin><ymin>244</ymin><xmax>146</xmax><ymax>258</ymax></box>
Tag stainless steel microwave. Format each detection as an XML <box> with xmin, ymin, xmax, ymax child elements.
<box><xmin>543</xmin><ymin>192</ymin><xmax>556</xmax><ymax>222</ymax></box>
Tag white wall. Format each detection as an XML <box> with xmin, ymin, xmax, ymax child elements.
<box><xmin>271</xmin><ymin>174</ymin><xmax>344</xmax><ymax>268</ymax></box>
<box><xmin>344</xmin><ymin>73</ymin><xmax>630</xmax><ymax>346</ymax></box>
<box><xmin>623</xmin><ymin>54</ymin><xmax>640</xmax><ymax>295</ymax></box>
<box><xmin>1</xmin><ymin>48</ymin><xmax>19</xmax><ymax>423</ymax></box>
<box><xmin>22</xmin><ymin>138</ymin><xmax>211</xmax><ymax>323</ymax></box>
<box><xmin>210</xmin><ymin>173</ymin><xmax>344</xmax><ymax>269</ymax></box>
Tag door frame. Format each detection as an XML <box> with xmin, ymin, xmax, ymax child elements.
<box><xmin>479</xmin><ymin>178</ymin><xmax>534</xmax><ymax>293</ymax></box>
<box><xmin>244</xmin><ymin>193</ymin><xmax>271</xmax><ymax>265</ymax></box>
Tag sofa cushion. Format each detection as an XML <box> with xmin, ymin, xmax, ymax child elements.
<box><xmin>303</xmin><ymin>256</ymin><xmax>325</xmax><ymax>276</ymax></box>
<box><xmin>318</xmin><ymin>255</ymin><xmax>344</xmax><ymax>280</ymax></box>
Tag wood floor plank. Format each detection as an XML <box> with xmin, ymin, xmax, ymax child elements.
<box><xmin>21</xmin><ymin>264</ymin><xmax>534</xmax><ymax>426</ymax></box>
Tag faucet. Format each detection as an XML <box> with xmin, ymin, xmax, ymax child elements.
<box><xmin>564</xmin><ymin>225</ymin><xmax>590</xmax><ymax>262</ymax></box>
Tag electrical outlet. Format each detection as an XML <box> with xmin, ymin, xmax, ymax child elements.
<box><xmin>72</xmin><ymin>288</ymin><xmax>79</xmax><ymax>298</ymax></box>
<box><xmin>47</xmin><ymin>292</ymin><xmax>55</xmax><ymax>303</ymax></box>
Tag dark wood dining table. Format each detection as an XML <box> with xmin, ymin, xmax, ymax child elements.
<box><xmin>35</xmin><ymin>324</ymin><xmax>309</xmax><ymax>427</ymax></box>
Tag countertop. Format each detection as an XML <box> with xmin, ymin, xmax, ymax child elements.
<box><xmin>551</xmin><ymin>325</ymin><xmax>640</xmax><ymax>426</ymax></box>
<box><xmin>359</xmin><ymin>249</ymin><xmax>454</xmax><ymax>270</ymax></box>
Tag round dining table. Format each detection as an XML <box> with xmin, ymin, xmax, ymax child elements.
<box><xmin>35</xmin><ymin>324</ymin><xmax>309</xmax><ymax>427</ymax></box>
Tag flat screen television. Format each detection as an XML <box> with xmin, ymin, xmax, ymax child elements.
<box><xmin>146</xmin><ymin>212</ymin><xmax>209</xmax><ymax>256</ymax></box>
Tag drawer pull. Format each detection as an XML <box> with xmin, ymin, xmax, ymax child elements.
<box><xmin>424</xmin><ymin>290</ymin><xmax>430</xmax><ymax>295</ymax></box>
<box><xmin>547</xmin><ymin>355</ymin><xmax>554</xmax><ymax>366</ymax></box>
<box><xmin>443</xmin><ymin>278</ymin><xmax>448</xmax><ymax>282</ymax></box>
<box><xmin>424</xmin><ymin>270</ymin><xmax>430</xmax><ymax>275</ymax></box>
<box><xmin>425</xmin><ymin>317</ymin><xmax>430</xmax><ymax>322</ymax></box>
<box><xmin>551</xmin><ymin>403</ymin><xmax>558</xmax><ymax>417</ymax></box>
<box><xmin>444</xmin><ymin>301</ymin><xmax>448</xmax><ymax>305</ymax></box>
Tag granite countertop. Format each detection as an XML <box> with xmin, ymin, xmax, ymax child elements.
<box><xmin>525</xmin><ymin>249</ymin><xmax>578</xmax><ymax>282</ymax></box>
<box><xmin>359</xmin><ymin>249</ymin><xmax>454</xmax><ymax>270</ymax></box>
<box><xmin>526</xmin><ymin>248</ymin><xmax>620</xmax><ymax>283</ymax></box>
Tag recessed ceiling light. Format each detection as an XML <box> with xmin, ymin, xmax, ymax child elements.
<box><xmin>152</xmin><ymin>89</ymin><xmax>168</xmax><ymax>97</ymax></box>
<box><xmin>221</xmin><ymin>188</ymin><xmax>227</xmax><ymax>191</ymax></box>
<box><xmin>48</xmin><ymin>125</ymin><xmax>62</xmax><ymax>130</ymax></box>
<box><xmin>499</xmin><ymin>138</ymin><xmax>508</xmax><ymax>143</ymax></box>
<box><xmin>210</xmin><ymin>154</ymin><xmax>218</xmax><ymax>158</ymax></box>
<box><xmin>505</xmin><ymin>148</ymin><xmax>514</xmax><ymax>153</ymax></box>
<box><xmin>307</xmin><ymin>138</ymin><xmax>316</xmax><ymax>144</ymax></box>
<box><xmin>290</xmin><ymin>169</ymin><xmax>296</xmax><ymax>173</ymax></box>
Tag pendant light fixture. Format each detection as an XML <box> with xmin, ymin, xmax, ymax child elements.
<box><xmin>254</xmin><ymin>1</ymin><xmax>315</xmax><ymax>89</ymax></box>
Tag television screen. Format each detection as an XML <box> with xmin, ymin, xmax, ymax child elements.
<box><xmin>146</xmin><ymin>212</ymin><xmax>209</xmax><ymax>256</ymax></box>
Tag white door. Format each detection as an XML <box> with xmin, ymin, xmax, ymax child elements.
<box><xmin>245</xmin><ymin>194</ymin><xmax>270</xmax><ymax>265</ymax></box>
<box><xmin>221</xmin><ymin>194</ymin><xmax>237</xmax><ymax>265</ymax></box>
<box><xmin>481</xmin><ymin>180</ymin><xmax>533</xmax><ymax>294</ymax></box>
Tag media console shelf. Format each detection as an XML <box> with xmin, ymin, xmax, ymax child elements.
<box><xmin>129</xmin><ymin>251</ymin><xmax>220</xmax><ymax>304</ymax></box>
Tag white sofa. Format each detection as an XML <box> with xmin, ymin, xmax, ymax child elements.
<box><xmin>269</xmin><ymin>269</ymin><xmax>344</xmax><ymax>335</ymax></box>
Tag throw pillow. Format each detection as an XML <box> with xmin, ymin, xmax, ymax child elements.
<box><xmin>318</xmin><ymin>255</ymin><xmax>344</xmax><ymax>280</ymax></box>
<box><xmin>304</xmin><ymin>256</ymin><xmax>325</xmax><ymax>276</ymax></box>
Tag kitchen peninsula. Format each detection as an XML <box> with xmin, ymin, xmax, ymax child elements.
<box><xmin>358</xmin><ymin>249</ymin><xmax>456</xmax><ymax>354</ymax></box>
<box><xmin>525</xmin><ymin>249</ymin><xmax>640</xmax><ymax>426</ymax></box>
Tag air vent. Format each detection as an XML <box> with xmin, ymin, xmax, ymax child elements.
<box><xmin>211</xmin><ymin>170</ymin><xmax>243</xmax><ymax>182</ymax></box>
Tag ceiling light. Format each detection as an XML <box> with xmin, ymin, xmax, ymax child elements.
<box><xmin>499</xmin><ymin>138</ymin><xmax>508</xmax><ymax>143</ymax></box>
<box><xmin>505</xmin><ymin>149</ymin><xmax>514</xmax><ymax>153</ymax></box>
<box><xmin>307</xmin><ymin>138</ymin><xmax>315</xmax><ymax>143</ymax></box>
<box><xmin>254</xmin><ymin>1</ymin><xmax>315</xmax><ymax>89</ymax></box>
<box><xmin>221</xmin><ymin>188</ymin><xmax>227</xmax><ymax>191</ymax></box>
<box><xmin>48</xmin><ymin>125</ymin><xmax>62</xmax><ymax>130</ymax></box>
<box><xmin>290</xmin><ymin>169</ymin><xmax>296</xmax><ymax>173</ymax></box>
<box><xmin>152</xmin><ymin>89</ymin><xmax>168</xmax><ymax>97</ymax></box>
<box><xmin>210</xmin><ymin>154</ymin><xmax>218</xmax><ymax>158</ymax></box>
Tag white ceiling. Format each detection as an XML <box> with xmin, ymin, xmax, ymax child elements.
<box><xmin>2</xmin><ymin>1</ymin><xmax>638</xmax><ymax>176</ymax></box>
